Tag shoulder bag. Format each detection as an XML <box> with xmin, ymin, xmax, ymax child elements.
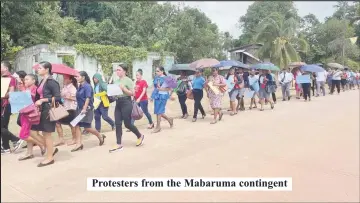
<box><xmin>19</xmin><ymin>103</ymin><xmax>41</xmax><ymax>125</ymax></box>
<box><xmin>49</xmin><ymin>97</ymin><xmax>69</xmax><ymax>122</ymax></box>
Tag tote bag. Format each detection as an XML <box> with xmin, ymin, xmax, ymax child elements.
<box><xmin>131</xmin><ymin>101</ymin><xmax>144</xmax><ymax>120</ymax></box>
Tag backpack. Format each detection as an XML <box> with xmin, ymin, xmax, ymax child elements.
<box><xmin>176</xmin><ymin>81</ymin><xmax>187</xmax><ymax>95</ymax></box>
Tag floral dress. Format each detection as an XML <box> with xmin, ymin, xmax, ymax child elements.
<box><xmin>208</xmin><ymin>75</ymin><xmax>226</xmax><ymax>109</ymax></box>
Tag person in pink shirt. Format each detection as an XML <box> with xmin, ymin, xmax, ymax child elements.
<box><xmin>18</xmin><ymin>74</ymin><xmax>46</xmax><ymax>161</ymax></box>
<box><xmin>55</xmin><ymin>75</ymin><xmax>78</xmax><ymax>146</ymax></box>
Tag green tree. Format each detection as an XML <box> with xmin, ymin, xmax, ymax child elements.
<box><xmin>254</xmin><ymin>13</ymin><xmax>308</xmax><ymax>68</ymax></box>
<box><xmin>237</xmin><ymin>1</ymin><xmax>300</xmax><ymax>45</ymax></box>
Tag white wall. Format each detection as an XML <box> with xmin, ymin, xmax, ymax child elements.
<box><xmin>74</xmin><ymin>54</ymin><xmax>100</xmax><ymax>85</ymax></box>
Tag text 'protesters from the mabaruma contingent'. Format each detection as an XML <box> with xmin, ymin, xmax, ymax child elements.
<box><xmin>87</xmin><ymin>177</ymin><xmax>292</xmax><ymax>191</ymax></box>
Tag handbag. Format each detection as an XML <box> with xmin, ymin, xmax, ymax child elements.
<box><xmin>49</xmin><ymin>97</ymin><xmax>69</xmax><ymax>122</ymax></box>
<box><xmin>219</xmin><ymin>85</ymin><xmax>228</xmax><ymax>93</ymax></box>
<box><xmin>131</xmin><ymin>101</ymin><xmax>144</xmax><ymax>120</ymax></box>
<box><xmin>186</xmin><ymin>90</ymin><xmax>194</xmax><ymax>99</ymax></box>
<box><xmin>108</xmin><ymin>96</ymin><xmax>116</xmax><ymax>103</ymax></box>
<box><xmin>19</xmin><ymin>103</ymin><xmax>41</xmax><ymax>125</ymax></box>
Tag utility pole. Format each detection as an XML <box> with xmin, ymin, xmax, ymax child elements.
<box><xmin>342</xmin><ymin>4</ymin><xmax>347</xmax><ymax>66</ymax></box>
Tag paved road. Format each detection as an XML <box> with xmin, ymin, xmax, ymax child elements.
<box><xmin>1</xmin><ymin>90</ymin><xmax>359</xmax><ymax>202</ymax></box>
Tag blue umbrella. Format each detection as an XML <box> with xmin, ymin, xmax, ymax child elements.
<box><xmin>300</xmin><ymin>64</ymin><xmax>325</xmax><ymax>73</ymax></box>
<box><xmin>213</xmin><ymin>60</ymin><xmax>249</xmax><ymax>69</ymax></box>
<box><xmin>250</xmin><ymin>62</ymin><xmax>280</xmax><ymax>71</ymax></box>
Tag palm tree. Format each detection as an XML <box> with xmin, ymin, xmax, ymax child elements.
<box><xmin>254</xmin><ymin>12</ymin><xmax>308</xmax><ymax>68</ymax></box>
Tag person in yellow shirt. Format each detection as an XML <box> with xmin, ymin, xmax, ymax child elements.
<box><xmin>93</xmin><ymin>73</ymin><xmax>115</xmax><ymax>132</ymax></box>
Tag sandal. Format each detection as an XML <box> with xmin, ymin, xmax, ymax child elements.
<box><xmin>169</xmin><ymin>118</ymin><xmax>174</xmax><ymax>128</ymax></box>
<box><xmin>230</xmin><ymin>112</ymin><xmax>236</xmax><ymax>116</ymax></box>
<box><xmin>147</xmin><ymin>123</ymin><xmax>155</xmax><ymax>129</ymax></box>
<box><xmin>99</xmin><ymin>134</ymin><xmax>106</xmax><ymax>146</ymax></box>
<box><xmin>260</xmin><ymin>109</ymin><xmax>264</xmax><ymax>111</ymax></box>
<box><xmin>219</xmin><ymin>112</ymin><xmax>224</xmax><ymax>121</ymax></box>
<box><xmin>152</xmin><ymin>128</ymin><xmax>161</xmax><ymax>133</ymax></box>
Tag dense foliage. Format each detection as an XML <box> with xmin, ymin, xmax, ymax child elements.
<box><xmin>235</xmin><ymin>1</ymin><xmax>360</xmax><ymax>70</ymax></box>
<box><xmin>1</xmin><ymin>1</ymin><xmax>359</xmax><ymax>70</ymax></box>
<box><xmin>1</xmin><ymin>1</ymin><xmax>228</xmax><ymax>65</ymax></box>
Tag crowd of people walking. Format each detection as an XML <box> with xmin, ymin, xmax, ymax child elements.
<box><xmin>1</xmin><ymin>60</ymin><xmax>359</xmax><ymax>167</ymax></box>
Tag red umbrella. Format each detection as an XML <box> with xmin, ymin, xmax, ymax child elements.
<box><xmin>32</xmin><ymin>63</ymin><xmax>79</xmax><ymax>76</ymax></box>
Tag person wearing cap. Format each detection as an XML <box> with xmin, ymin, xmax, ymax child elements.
<box><xmin>278</xmin><ymin>68</ymin><xmax>293</xmax><ymax>101</ymax></box>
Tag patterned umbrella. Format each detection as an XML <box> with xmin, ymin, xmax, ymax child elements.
<box><xmin>162</xmin><ymin>76</ymin><xmax>178</xmax><ymax>89</ymax></box>
<box><xmin>189</xmin><ymin>58</ymin><xmax>220</xmax><ymax>69</ymax></box>
<box><xmin>289</xmin><ymin>62</ymin><xmax>306</xmax><ymax>67</ymax></box>
<box><xmin>327</xmin><ymin>63</ymin><xmax>344</xmax><ymax>70</ymax></box>
<box><xmin>250</xmin><ymin>62</ymin><xmax>280</xmax><ymax>71</ymax></box>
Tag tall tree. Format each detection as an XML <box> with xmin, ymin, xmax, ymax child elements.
<box><xmin>237</xmin><ymin>1</ymin><xmax>300</xmax><ymax>45</ymax></box>
<box><xmin>254</xmin><ymin>13</ymin><xmax>308</xmax><ymax>68</ymax></box>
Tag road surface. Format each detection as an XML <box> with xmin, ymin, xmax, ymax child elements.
<box><xmin>1</xmin><ymin>90</ymin><xmax>359</xmax><ymax>202</ymax></box>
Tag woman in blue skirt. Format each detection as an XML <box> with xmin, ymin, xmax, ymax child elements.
<box><xmin>151</xmin><ymin>67</ymin><xmax>174</xmax><ymax>133</ymax></box>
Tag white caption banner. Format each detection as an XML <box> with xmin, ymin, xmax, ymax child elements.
<box><xmin>87</xmin><ymin>177</ymin><xmax>292</xmax><ymax>191</ymax></box>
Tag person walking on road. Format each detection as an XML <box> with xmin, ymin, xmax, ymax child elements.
<box><xmin>191</xmin><ymin>69</ymin><xmax>206</xmax><ymax>122</ymax></box>
<box><xmin>330</xmin><ymin>68</ymin><xmax>342</xmax><ymax>95</ymax></box>
<box><xmin>316</xmin><ymin>70</ymin><xmax>327</xmax><ymax>97</ymax></box>
<box><xmin>93</xmin><ymin>73</ymin><xmax>115</xmax><ymax>132</ymax></box>
<box><xmin>278</xmin><ymin>68</ymin><xmax>293</xmax><ymax>101</ymax></box>
<box><xmin>1</xmin><ymin>61</ymin><xmax>21</xmax><ymax>154</ymax></box>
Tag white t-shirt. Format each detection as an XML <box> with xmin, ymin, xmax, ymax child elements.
<box><xmin>332</xmin><ymin>71</ymin><xmax>342</xmax><ymax>80</ymax></box>
<box><xmin>316</xmin><ymin>71</ymin><xmax>327</xmax><ymax>82</ymax></box>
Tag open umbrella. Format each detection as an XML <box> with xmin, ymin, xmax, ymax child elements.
<box><xmin>327</xmin><ymin>63</ymin><xmax>344</xmax><ymax>70</ymax></box>
<box><xmin>250</xmin><ymin>62</ymin><xmax>280</xmax><ymax>71</ymax></box>
<box><xmin>189</xmin><ymin>58</ymin><xmax>219</xmax><ymax>69</ymax></box>
<box><xmin>33</xmin><ymin>63</ymin><xmax>79</xmax><ymax>76</ymax></box>
<box><xmin>168</xmin><ymin>64</ymin><xmax>196</xmax><ymax>76</ymax></box>
<box><xmin>213</xmin><ymin>60</ymin><xmax>249</xmax><ymax>69</ymax></box>
<box><xmin>289</xmin><ymin>62</ymin><xmax>306</xmax><ymax>67</ymax></box>
<box><xmin>315</xmin><ymin>63</ymin><xmax>323</xmax><ymax>67</ymax></box>
<box><xmin>300</xmin><ymin>64</ymin><xmax>325</xmax><ymax>73</ymax></box>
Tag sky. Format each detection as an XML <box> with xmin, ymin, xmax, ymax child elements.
<box><xmin>166</xmin><ymin>1</ymin><xmax>338</xmax><ymax>38</ymax></box>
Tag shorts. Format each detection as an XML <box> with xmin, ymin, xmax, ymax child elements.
<box><xmin>229</xmin><ymin>89</ymin><xmax>240</xmax><ymax>101</ymax></box>
<box><xmin>259</xmin><ymin>88</ymin><xmax>270</xmax><ymax>99</ymax></box>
